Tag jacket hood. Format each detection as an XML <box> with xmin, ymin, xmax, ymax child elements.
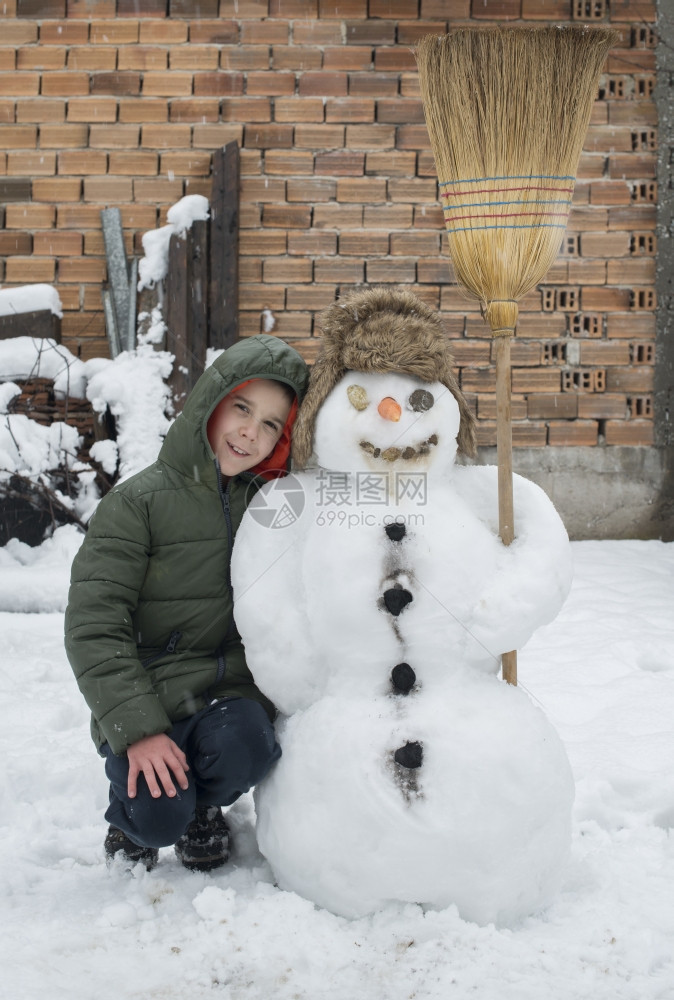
<box><xmin>292</xmin><ymin>287</ymin><xmax>476</xmax><ymax>468</ymax></box>
<box><xmin>159</xmin><ymin>335</ymin><xmax>309</xmax><ymax>485</ymax></box>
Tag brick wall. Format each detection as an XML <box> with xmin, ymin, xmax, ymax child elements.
<box><xmin>0</xmin><ymin>0</ymin><xmax>659</xmax><ymax>449</ymax></box>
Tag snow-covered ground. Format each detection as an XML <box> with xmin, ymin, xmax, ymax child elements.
<box><xmin>1</xmin><ymin>528</ymin><xmax>672</xmax><ymax>1000</ymax></box>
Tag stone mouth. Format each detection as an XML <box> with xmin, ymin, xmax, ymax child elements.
<box><xmin>359</xmin><ymin>434</ymin><xmax>438</xmax><ymax>463</ymax></box>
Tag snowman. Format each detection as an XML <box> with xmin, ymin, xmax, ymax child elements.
<box><xmin>232</xmin><ymin>287</ymin><xmax>574</xmax><ymax>926</ymax></box>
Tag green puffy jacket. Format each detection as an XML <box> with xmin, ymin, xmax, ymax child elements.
<box><xmin>65</xmin><ymin>335</ymin><xmax>309</xmax><ymax>755</ymax></box>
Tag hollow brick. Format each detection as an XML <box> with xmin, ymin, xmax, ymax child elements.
<box><xmin>33</xmin><ymin>231</ymin><xmax>82</xmax><ymax>255</ymax></box>
<box><xmin>324</xmin><ymin>48</ymin><xmax>373</xmax><ymax>72</ymax></box>
<box><xmin>315</xmin><ymin>151</ymin><xmax>364</xmax><ymax>175</ymax></box>
<box><xmin>240</xmin><ymin>230</ymin><xmax>287</xmax><ymax>255</ymax></box>
<box><xmin>313</xmin><ymin>204</ymin><xmax>362</xmax><ymax>228</ymax></box>
<box><xmin>5</xmin><ymin>256</ymin><xmax>55</xmax><ymax>282</ymax></box>
<box><xmin>90</xmin><ymin>20</ymin><xmax>140</xmax><ymax>44</ymax></box>
<box><xmin>288</xmin><ymin>232</ymin><xmax>338</xmax><ymax>255</ymax></box>
<box><xmin>119</xmin><ymin>48</ymin><xmax>169</xmax><ymax>72</ymax></box>
<box><xmin>17</xmin><ymin>46</ymin><xmax>66</xmax><ymax>70</ymax></box>
<box><xmin>188</xmin><ymin>20</ymin><xmax>238</xmax><ymax>44</ymax></box>
<box><xmin>221</xmin><ymin>47</ymin><xmax>270</xmax><ymax>72</ymax></box>
<box><xmin>314</xmin><ymin>258</ymin><xmax>364</xmax><ymax>282</ymax></box>
<box><xmin>58</xmin><ymin>151</ymin><xmax>108</xmax><ymax>174</ymax></box>
<box><xmin>287</xmin><ymin>177</ymin><xmax>336</xmax><ymax>202</ymax></box>
<box><xmin>548</xmin><ymin>421</ymin><xmax>598</xmax><ymax>446</ymax></box>
<box><xmin>299</xmin><ymin>72</ymin><xmax>347</xmax><ymax>98</ymax></box>
<box><xmin>170</xmin><ymin>101</ymin><xmax>220</xmax><ymax>123</ymax></box>
<box><xmin>119</xmin><ymin>99</ymin><xmax>168</xmax><ymax>124</ymax></box>
<box><xmin>5</xmin><ymin>204</ymin><xmax>55</xmax><ymax>228</ymax></box>
<box><xmin>604</xmin><ymin>420</ymin><xmax>653</xmax><ymax>446</ymax></box>
<box><xmin>366</xmin><ymin>259</ymin><xmax>415</xmax><ymax>283</ymax></box>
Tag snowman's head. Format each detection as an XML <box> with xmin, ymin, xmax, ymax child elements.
<box><xmin>313</xmin><ymin>371</ymin><xmax>461</xmax><ymax>474</ymax></box>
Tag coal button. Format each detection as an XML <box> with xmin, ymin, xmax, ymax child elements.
<box><xmin>394</xmin><ymin>742</ymin><xmax>423</xmax><ymax>769</ymax></box>
<box><xmin>385</xmin><ymin>522</ymin><xmax>406</xmax><ymax>542</ymax></box>
<box><xmin>391</xmin><ymin>662</ymin><xmax>416</xmax><ymax>693</ymax></box>
<box><xmin>383</xmin><ymin>587</ymin><xmax>413</xmax><ymax>616</ymax></box>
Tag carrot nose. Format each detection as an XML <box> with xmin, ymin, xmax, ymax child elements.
<box><xmin>378</xmin><ymin>397</ymin><xmax>402</xmax><ymax>422</ymax></box>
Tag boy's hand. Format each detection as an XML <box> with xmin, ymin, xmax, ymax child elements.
<box><xmin>126</xmin><ymin>734</ymin><xmax>190</xmax><ymax>799</ymax></box>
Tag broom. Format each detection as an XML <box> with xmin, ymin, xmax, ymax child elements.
<box><xmin>416</xmin><ymin>25</ymin><xmax>617</xmax><ymax>686</ymax></box>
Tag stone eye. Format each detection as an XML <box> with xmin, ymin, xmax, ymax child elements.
<box><xmin>347</xmin><ymin>384</ymin><xmax>369</xmax><ymax>411</ymax></box>
<box><xmin>409</xmin><ymin>389</ymin><xmax>434</xmax><ymax>412</ymax></box>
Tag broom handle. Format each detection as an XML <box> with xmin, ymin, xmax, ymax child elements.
<box><xmin>494</xmin><ymin>333</ymin><xmax>517</xmax><ymax>686</ymax></box>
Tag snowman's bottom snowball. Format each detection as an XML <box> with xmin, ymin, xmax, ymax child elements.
<box><xmin>255</xmin><ymin>679</ymin><xmax>574</xmax><ymax>927</ymax></box>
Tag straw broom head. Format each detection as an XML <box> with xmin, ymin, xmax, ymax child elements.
<box><xmin>415</xmin><ymin>26</ymin><xmax>618</xmax><ymax>336</ymax></box>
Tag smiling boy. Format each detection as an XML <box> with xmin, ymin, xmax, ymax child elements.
<box><xmin>65</xmin><ymin>335</ymin><xmax>308</xmax><ymax>872</ymax></box>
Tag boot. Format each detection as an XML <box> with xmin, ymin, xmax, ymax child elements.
<box><xmin>104</xmin><ymin>825</ymin><xmax>159</xmax><ymax>871</ymax></box>
<box><xmin>175</xmin><ymin>805</ymin><xmax>231</xmax><ymax>872</ymax></box>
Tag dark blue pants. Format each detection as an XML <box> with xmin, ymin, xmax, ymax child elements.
<box><xmin>102</xmin><ymin>697</ymin><xmax>281</xmax><ymax>849</ymax></box>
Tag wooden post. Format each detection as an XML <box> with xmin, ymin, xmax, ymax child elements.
<box><xmin>209</xmin><ymin>141</ymin><xmax>239</xmax><ymax>350</ymax></box>
<box><xmin>165</xmin><ymin>233</ymin><xmax>191</xmax><ymax>411</ymax></box>
<box><xmin>494</xmin><ymin>333</ymin><xmax>517</xmax><ymax>687</ymax></box>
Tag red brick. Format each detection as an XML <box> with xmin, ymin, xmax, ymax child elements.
<box><xmin>287</xmin><ymin>177</ymin><xmax>336</xmax><ymax>201</ymax></box>
<box><xmin>365</xmin><ymin>151</ymin><xmax>416</xmax><ymax>176</ymax></box>
<box><xmin>5</xmin><ymin>203</ymin><xmax>55</xmax><ymax>228</ymax></box>
<box><xmin>324</xmin><ymin>47</ymin><xmax>373</xmax><ymax>72</ymax></box>
<box><xmin>374</xmin><ymin>48</ymin><xmax>417</xmax><ymax>72</ymax></box>
<box><xmin>512</xmin><ymin>370</ymin><xmax>562</xmax><ymax>394</ymax></box>
<box><xmin>119</xmin><ymin>99</ymin><xmax>168</xmax><ymax>124</ymax></box>
<box><xmin>90</xmin><ymin>20</ymin><xmax>140</xmax><ymax>44</ymax></box>
<box><xmin>188</xmin><ymin>20</ymin><xmax>238</xmax><ymax>43</ymax></box>
<box><xmin>263</xmin><ymin>204</ymin><xmax>311</xmax><ymax>228</ymax></box>
<box><xmin>345</xmin><ymin>20</ymin><xmax>394</xmax><ymax>44</ymax></box>
<box><xmin>298</xmin><ymin>72</ymin><xmax>347</xmax><ymax>97</ymax></box>
<box><xmin>244</xmin><ymin>123</ymin><xmax>293</xmax><ymax>148</ymax></box>
<box><xmin>607</xmin><ymin>258</ymin><xmax>655</xmax><ymax>284</ymax></box>
<box><xmin>142</xmin><ymin>124</ymin><xmax>191</xmax><ymax>147</ymax></box>
<box><xmin>581</xmin><ymin>231</ymin><xmax>630</xmax><ymax>257</ymax></box>
<box><xmin>364</xmin><ymin>204</ymin><xmax>413</xmax><ymax>228</ymax></box>
<box><xmin>17</xmin><ymin>46</ymin><xmax>66</xmax><ymax>70</ymax></box>
<box><xmin>270</xmin><ymin>0</ymin><xmax>318</xmax><ymax>13</ymax></box>
<box><xmin>0</xmin><ymin>73</ymin><xmax>39</xmax><ymax>96</ymax></box>
<box><xmin>84</xmin><ymin>176</ymin><xmax>133</xmax><ymax>201</ymax></box>
<box><xmin>240</xmin><ymin>230</ymin><xmax>286</xmax><ymax>255</ymax></box>
<box><xmin>366</xmin><ymin>259</ymin><xmax>415</xmax><ymax>283</ymax></box>
<box><xmin>32</xmin><ymin>176</ymin><xmax>82</xmax><ymax>201</ymax></box>
<box><xmin>288</xmin><ymin>232</ymin><xmax>337</xmax><ymax>255</ymax></box>
<box><xmin>114</xmin><ymin>48</ymin><xmax>165</xmax><ymax>71</ymax></box>
<box><xmin>241</xmin><ymin>20</ymin><xmax>289</xmax><ymax>45</ymax></box>
<box><xmin>285</xmin><ymin>284</ymin><xmax>337</xmax><ymax>310</ymax></box>
<box><xmin>577</xmin><ymin>394</ymin><xmax>627</xmax><ymax>419</ymax></box>
<box><xmin>274</xmin><ymin>97</ymin><xmax>324</xmax><ymax>123</ymax></box>
<box><xmin>272</xmin><ymin>46</ymin><xmax>323</xmax><ymax>72</ymax></box>
<box><xmin>133</xmin><ymin>178</ymin><xmax>183</xmax><ymax>202</ymax></box>
<box><xmin>390</xmin><ymin>232</ymin><xmax>439</xmax><ymax>255</ymax></box>
<box><xmin>294</xmin><ymin>21</ymin><xmax>342</xmax><ymax>45</ymax></box>
<box><xmin>605</xmin><ymin>368</ymin><xmax>653</xmax><ymax>392</ymax></box>
<box><xmin>91</xmin><ymin>72</ymin><xmax>141</xmax><ymax>97</ymax></box>
<box><xmin>521</xmin><ymin>0</ymin><xmax>570</xmax><ymax>15</ymax></box>
<box><xmin>313</xmin><ymin>204</ymin><xmax>362</xmax><ymax>228</ymax></box>
<box><xmin>5</xmin><ymin>256</ymin><xmax>55</xmax><ymax>282</ymax></box>
<box><xmin>247</xmin><ymin>72</ymin><xmax>295</xmax><ymax>96</ymax></box>
<box><xmin>339</xmin><ymin>231</ymin><xmax>388</xmax><ymax>255</ymax></box>
<box><xmin>388</xmin><ymin>177</ymin><xmax>436</xmax><ymax>202</ymax></box>
<box><xmin>138</xmin><ymin>21</ymin><xmax>185</xmax><ymax>43</ymax></box>
<box><xmin>609</xmin><ymin>154</ymin><xmax>656</xmax><ymax>180</ymax></box>
<box><xmin>265</xmin><ymin>150</ymin><xmax>315</xmax><ymax>174</ymax></box>
<box><xmin>337</xmin><ymin>177</ymin><xmax>386</xmax><ymax>202</ymax></box>
<box><xmin>294</xmin><ymin>124</ymin><xmax>344</xmax><ymax>148</ymax></box>
<box><xmin>606</xmin><ymin>313</ymin><xmax>655</xmax><ymax>339</ymax></box>
<box><xmin>39</xmin><ymin>21</ymin><xmax>87</xmax><ymax>44</ymax></box>
<box><xmin>221</xmin><ymin>46</ymin><xmax>270</xmax><ymax>71</ymax></box>
<box><xmin>346</xmin><ymin>124</ymin><xmax>395</xmax><ymax>149</ymax></box>
<box><xmin>377</xmin><ymin>98</ymin><xmax>424</xmax><ymax>124</ymax></box>
<box><xmin>417</xmin><ymin>258</ymin><xmax>452</xmax><ymax>283</ymax></box>
<box><xmin>263</xmin><ymin>258</ymin><xmax>313</xmax><ymax>282</ymax></box>
<box><xmin>315</xmin><ymin>151</ymin><xmax>364</xmax><ymax>175</ymax></box>
<box><xmin>33</xmin><ymin>230</ymin><xmax>82</xmax><ymax>255</ymax></box>
<box><xmin>68</xmin><ymin>46</ymin><xmax>117</xmax><ymax>70</ymax></box>
<box><xmin>194</xmin><ymin>72</ymin><xmax>244</xmax><ymax>97</ymax></box>
<box><xmin>548</xmin><ymin>421</ymin><xmax>598</xmax><ymax>446</ymax></box>
<box><xmin>396</xmin><ymin>125</ymin><xmax>431</xmax><ymax>150</ymax></box>
<box><xmin>67</xmin><ymin>98</ymin><xmax>117</xmax><ymax>122</ymax></box>
<box><xmin>604</xmin><ymin>420</ymin><xmax>653</xmax><ymax>446</ymax></box>
<box><xmin>240</xmin><ymin>177</ymin><xmax>286</xmax><ymax>202</ymax></box>
<box><xmin>58</xmin><ymin>150</ymin><xmax>107</xmax><ymax>174</ymax></box>
<box><xmin>349</xmin><ymin>73</ymin><xmax>399</xmax><ymax>98</ymax></box>
<box><xmin>581</xmin><ymin>288</ymin><xmax>632</xmax><ymax>311</ymax></box>
<box><xmin>319</xmin><ymin>0</ymin><xmax>367</xmax><ymax>15</ymax></box>
<box><xmin>314</xmin><ymin>258</ymin><xmax>364</xmax><ymax>282</ymax></box>
<box><xmin>222</xmin><ymin>97</ymin><xmax>271</xmax><ymax>122</ymax></box>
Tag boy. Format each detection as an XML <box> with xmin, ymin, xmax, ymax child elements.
<box><xmin>65</xmin><ymin>334</ymin><xmax>309</xmax><ymax>872</ymax></box>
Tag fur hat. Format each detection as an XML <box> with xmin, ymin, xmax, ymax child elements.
<box><xmin>292</xmin><ymin>286</ymin><xmax>477</xmax><ymax>468</ymax></box>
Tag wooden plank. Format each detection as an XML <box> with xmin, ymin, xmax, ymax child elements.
<box><xmin>101</xmin><ymin>208</ymin><xmax>131</xmax><ymax>352</ymax></box>
<box><xmin>190</xmin><ymin>219</ymin><xmax>209</xmax><ymax>385</ymax></box>
<box><xmin>0</xmin><ymin>310</ymin><xmax>61</xmax><ymax>342</ymax></box>
<box><xmin>209</xmin><ymin>141</ymin><xmax>239</xmax><ymax>350</ymax></box>
<box><xmin>165</xmin><ymin>232</ymin><xmax>192</xmax><ymax>411</ymax></box>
